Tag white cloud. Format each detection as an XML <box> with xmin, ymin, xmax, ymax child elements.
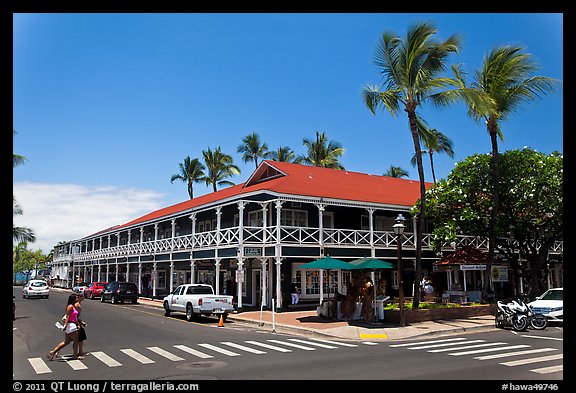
<box><xmin>13</xmin><ymin>182</ymin><xmax>167</xmax><ymax>254</ymax></box>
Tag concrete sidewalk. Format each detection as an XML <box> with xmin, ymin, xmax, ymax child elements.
<box><xmin>136</xmin><ymin>295</ymin><xmax>495</xmax><ymax>341</ymax></box>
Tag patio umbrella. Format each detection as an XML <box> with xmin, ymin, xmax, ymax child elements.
<box><xmin>350</xmin><ymin>257</ymin><xmax>396</xmax><ymax>322</ymax></box>
<box><xmin>298</xmin><ymin>256</ymin><xmax>354</xmax><ymax>317</ymax></box>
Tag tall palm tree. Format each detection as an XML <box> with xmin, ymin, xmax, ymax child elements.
<box><xmin>269</xmin><ymin>146</ymin><xmax>296</xmax><ymax>163</ymax></box>
<box><xmin>170</xmin><ymin>156</ymin><xmax>206</xmax><ymax>199</ymax></box>
<box><xmin>13</xmin><ymin>197</ymin><xmax>35</xmax><ymax>243</ymax></box>
<box><xmin>385</xmin><ymin>165</ymin><xmax>409</xmax><ymax>178</ymax></box>
<box><xmin>202</xmin><ymin>146</ymin><xmax>241</xmax><ymax>192</ymax></box>
<box><xmin>296</xmin><ymin>131</ymin><xmax>345</xmax><ymax>169</ymax></box>
<box><xmin>410</xmin><ymin>124</ymin><xmax>455</xmax><ymax>183</ymax></box>
<box><xmin>237</xmin><ymin>132</ymin><xmax>270</xmax><ymax>169</ymax></box>
<box><xmin>13</xmin><ymin>130</ymin><xmax>27</xmax><ymax>168</ymax></box>
<box><xmin>363</xmin><ymin>21</ymin><xmax>461</xmax><ymax>308</ymax></box>
<box><xmin>452</xmin><ymin>45</ymin><xmax>559</xmax><ymax>301</ymax></box>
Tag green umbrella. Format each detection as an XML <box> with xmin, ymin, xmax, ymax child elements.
<box><xmin>349</xmin><ymin>257</ymin><xmax>396</xmax><ymax>270</ymax></box>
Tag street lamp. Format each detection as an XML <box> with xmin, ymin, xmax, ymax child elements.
<box><xmin>393</xmin><ymin>214</ymin><xmax>406</xmax><ymax>327</ymax></box>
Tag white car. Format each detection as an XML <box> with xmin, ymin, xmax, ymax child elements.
<box><xmin>72</xmin><ymin>283</ymin><xmax>89</xmax><ymax>294</ymax></box>
<box><xmin>22</xmin><ymin>279</ymin><xmax>50</xmax><ymax>299</ymax></box>
<box><xmin>528</xmin><ymin>287</ymin><xmax>563</xmax><ymax>323</ymax></box>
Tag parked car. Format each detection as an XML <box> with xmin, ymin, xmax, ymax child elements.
<box><xmin>100</xmin><ymin>281</ymin><xmax>139</xmax><ymax>304</ymax></box>
<box><xmin>72</xmin><ymin>283</ymin><xmax>89</xmax><ymax>294</ymax></box>
<box><xmin>162</xmin><ymin>284</ymin><xmax>234</xmax><ymax>322</ymax></box>
<box><xmin>22</xmin><ymin>279</ymin><xmax>50</xmax><ymax>299</ymax></box>
<box><xmin>528</xmin><ymin>287</ymin><xmax>563</xmax><ymax>323</ymax></box>
<box><xmin>84</xmin><ymin>282</ymin><xmax>108</xmax><ymax>299</ymax></box>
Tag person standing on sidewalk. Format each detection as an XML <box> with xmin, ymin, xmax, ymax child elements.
<box><xmin>47</xmin><ymin>294</ymin><xmax>80</xmax><ymax>360</ymax></box>
<box><xmin>290</xmin><ymin>281</ymin><xmax>300</xmax><ymax>305</ymax></box>
<box><xmin>74</xmin><ymin>293</ymin><xmax>88</xmax><ymax>356</ymax></box>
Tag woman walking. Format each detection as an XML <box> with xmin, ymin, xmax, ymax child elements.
<box><xmin>74</xmin><ymin>293</ymin><xmax>88</xmax><ymax>356</ymax></box>
<box><xmin>47</xmin><ymin>294</ymin><xmax>81</xmax><ymax>360</ymax></box>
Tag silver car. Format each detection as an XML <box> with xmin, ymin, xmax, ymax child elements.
<box><xmin>528</xmin><ymin>287</ymin><xmax>563</xmax><ymax>323</ymax></box>
<box><xmin>22</xmin><ymin>279</ymin><xmax>50</xmax><ymax>299</ymax></box>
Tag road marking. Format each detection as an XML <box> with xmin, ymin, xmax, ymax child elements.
<box><xmin>288</xmin><ymin>338</ymin><xmax>338</xmax><ymax>349</ymax></box>
<box><xmin>28</xmin><ymin>358</ymin><xmax>51</xmax><ymax>374</ymax></box>
<box><xmin>449</xmin><ymin>344</ymin><xmax>530</xmax><ymax>356</ymax></box>
<box><xmin>500</xmin><ymin>354</ymin><xmax>563</xmax><ymax>367</ymax></box>
<box><xmin>221</xmin><ymin>342</ymin><xmax>266</xmax><ymax>354</ymax></box>
<box><xmin>310</xmin><ymin>338</ymin><xmax>357</xmax><ymax>347</ymax></box>
<box><xmin>121</xmin><ymin>349</ymin><xmax>155</xmax><ymax>364</ymax></box>
<box><xmin>361</xmin><ymin>342</ymin><xmax>379</xmax><ymax>345</ymax></box>
<box><xmin>147</xmin><ymin>346</ymin><xmax>184</xmax><ymax>361</ymax></box>
<box><xmin>530</xmin><ymin>364</ymin><xmax>563</xmax><ymax>374</ymax></box>
<box><xmin>244</xmin><ymin>340</ymin><xmax>292</xmax><ymax>353</ymax></box>
<box><xmin>66</xmin><ymin>359</ymin><xmax>88</xmax><ymax>370</ymax></box>
<box><xmin>390</xmin><ymin>337</ymin><xmax>466</xmax><ymax>347</ymax></box>
<box><xmin>198</xmin><ymin>343</ymin><xmax>241</xmax><ymax>356</ymax></box>
<box><xmin>91</xmin><ymin>351</ymin><xmax>123</xmax><ymax>367</ymax></box>
<box><xmin>475</xmin><ymin>348</ymin><xmax>558</xmax><ymax>360</ymax></box>
<box><xmin>360</xmin><ymin>333</ymin><xmax>389</xmax><ymax>339</ymax></box>
<box><xmin>408</xmin><ymin>339</ymin><xmax>486</xmax><ymax>350</ymax></box>
<box><xmin>428</xmin><ymin>342</ymin><xmax>505</xmax><ymax>353</ymax></box>
<box><xmin>519</xmin><ymin>335</ymin><xmax>563</xmax><ymax>341</ymax></box>
<box><xmin>267</xmin><ymin>339</ymin><xmax>316</xmax><ymax>351</ymax></box>
<box><xmin>173</xmin><ymin>345</ymin><xmax>214</xmax><ymax>359</ymax></box>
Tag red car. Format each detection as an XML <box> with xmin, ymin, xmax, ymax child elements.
<box><xmin>84</xmin><ymin>282</ymin><xmax>108</xmax><ymax>299</ymax></box>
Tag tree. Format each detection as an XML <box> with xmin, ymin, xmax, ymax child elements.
<box><xmin>13</xmin><ymin>130</ymin><xmax>27</xmax><ymax>168</ymax></box>
<box><xmin>13</xmin><ymin>196</ymin><xmax>35</xmax><ymax>243</ymax></box>
<box><xmin>269</xmin><ymin>146</ymin><xmax>296</xmax><ymax>163</ymax></box>
<box><xmin>410</xmin><ymin>121</ymin><xmax>454</xmax><ymax>183</ymax></box>
<box><xmin>452</xmin><ymin>46</ymin><xmax>560</xmax><ymax>301</ymax></box>
<box><xmin>385</xmin><ymin>165</ymin><xmax>409</xmax><ymax>178</ymax></box>
<box><xmin>237</xmin><ymin>132</ymin><xmax>270</xmax><ymax>169</ymax></box>
<box><xmin>170</xmin><ymin>156</ymin><xmax>206</xmax><ymax>199</ymax></box>
<box><xmin>296</xmin><ymin>131</ymin><xmax>345</xmax><ymax>169</ymax></box>
<box><xmin>363</xmin><ymin>21</ymin><xmax>461</xmax><ymax>308</ymax></box>
<box><xmin>421</xmin><ymin>148</ymin><xmax>562</xmax><ymax>300</ymax></box>
<box><xmin>202</xmin><ymin>146</ymin><xmax>241</xmax><ymax>192</ymax></box>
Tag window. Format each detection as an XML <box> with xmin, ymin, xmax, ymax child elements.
<box><xmin>248</xmin><ymin>210</ymin><xmax>264</xmax><ymax>227</ymax></box>
<box><xmin>281</xmin><ymin>209</ymin><xmax>308</xmax><ymax>227</ymax></box>
<box><xmin>197</xmin><ymin>220</ymin><xmax>212</xmax><ymax>232</ymax></box>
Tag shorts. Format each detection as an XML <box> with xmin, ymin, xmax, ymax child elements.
<box><xmin>65</xmin><ymin>322</ymin><xmax>78</xmax><ymax>334</ymax></box>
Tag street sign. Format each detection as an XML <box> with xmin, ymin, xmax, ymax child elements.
<box><xmin>244</xmin><ymin>247</ymin><xmax>262</xmax><ymax>257</ymax></box>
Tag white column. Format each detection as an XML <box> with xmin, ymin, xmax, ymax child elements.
<box><xmin>260</xmin><ymin>202</ymin><xmax>268</xmax><ymax>243</ymax></box>
<box><xmin>126</xmin><ymin>263</ymin><xmax>130</xmax><ymax>283</ymax></box>
<box><xmin>275</xmin><ymin>257</ymin><xmax>282</xmax><ymax>308</ymax></box>
<box><xmin>319</xmin><ymin>270</ymin><xmax>324</xmax><ymax>305</ymax></box>
<box><xmin>237</xmin><ymin>202</ymin><xmax>245</xmax><ymax>309</ymax></box>
<box><xmin>215</xmin><ymin>258</ymin><xmax>221</xmax><ymax>295</ymax></box>
<box><xmin>367</xmin><ymin>208</ymin><xmax>375</xmax><ymax>258</ymax></box>
<box><xmin>115</xmin><ymin>261</ymin><xmax>119</xmax><ymax>281</ymax></box>
<box><xmin>106</xmin><ymin>263</ymin><xmax>110</xmax><ymax>282</ymax></box>
<box><xmin>169</xmin><ymin>261</ymin><xmax>174</xmax><ymax>293</ymax></box>
<box><xmin>317</xmin><ymin>203</ymin><xmax>325</xmax><ymax>253</ymax></box>
<box><xmin>190</xmin><ymin>260</ymin><xmax>196</xmax><ymax>284</ymax></box>
<box><xmin>98</xmin><ymin>264</ymin><xmax>101</xmax><ymax>282</ymax></box>
<box><xmin>138</xmin><ymin>263</ymin><xmax>142</xmax><ymax>294</ymax></box>
<box><xmin>215</xmin><ymin>207</ymin><xmax>222</xmax><ymax>246</ymax></box>
<box><xmin>260</xmin><ymin>258</ymin><xmax>267</xmax><ymax>307</ymax></box>
<box><xmin>152</xmin><ymin>262</ymin><xmax>157</xmax><ymax>297</ymax></box>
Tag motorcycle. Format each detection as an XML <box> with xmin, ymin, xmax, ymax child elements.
<box><xmin>495</xmin><ymin>297</ymin><xmax>548</xmax><ymax>331</ymax></box>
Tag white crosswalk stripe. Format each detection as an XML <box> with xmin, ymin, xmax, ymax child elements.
<box><xmin>244</xmin><ymin>340</ymin><xmax>292</xmax><ymax>353</ymax></box>
<box><xmin>500</xmin><ymin>354</ymin><xmax>563</xmax><ymax>367</ymax></box>
<box><xmin>66</xmin><ymin>359</ymin><xmax>88</xmax><ymax>370</ymax></box>
<box><xmin>267</xmin><ymin>339</ymin><xmax>316</xmax><ymax>351</ymax></box>
<box><xmin>221</xmin><ymin>341</ymin><xmax>266</xmax><ymax>354</ymax></box>
<box><xmin>198</xmin><ymin>343</ymin><xmax>241</xmax><ymax>356</ymax></box>
<box><xmin>449</xmin><ymin>344</ymin><xmax>531</xmax><ymax>356</ymax></box>
<box><xmin>531</xmin><ymin>365</ymin><xmax>563</xmax><ymax>374</ymax></box>
<box><xmin>390</xmin><ymin>337</ymin><xmax>466</xmax><ymax>347</ymax></box>
<box><xmin>173</xmin><ymin>345</ymin><xmax>214</xmax><ymax>359</ymax></box>
<box><xmin>91</xmin><ymin>351</ymin><xmax>123</xmax><ymax>367</ymax></box>
<box><xmin>288</xmin><ymin>338</ymin><xmax>338</xmax><ymax>349</ymax></box>
<box><xmin>475</xmin><ymin>348</ymin><xmax>558</xmax><ymax>360</ymax></box>
<box><xmin>428</xmin><ymin>342</ymin><xmax>506</xmax><ymax>353</ymax></box>
<box><xmin>147</xmin><ymin>346</ymin><xmax>184</xmax><ymax>361</ymax></box>
<box><xmin>28</xmin><ymin>358</ymin><xmax>51</xmax><ymax>374</ymax></box>
<box><xmin>408</xmin><ymin>339</ymin><xmax>487</xmax><ymax>350</ymax></box>
<box><xmin>310</xmin><ymin>338</ymin><xmax>358</xmax><ymax>347</ymax></box>
<box><xmin>121</xmin><ymin>349</ymin><xmax>155</xmax><ymax>364</ymax></box>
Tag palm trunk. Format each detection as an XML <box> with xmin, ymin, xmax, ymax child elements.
<box><xmin>483</xmin><ymin>118</ymin><xmax>499</xmax><ymax>303</ymax></box>
<box><xmin>406</xmin><ymin>105</ymin><xmax>424</xmax><ymax>309</ymax></box>
<box><xmin>429</xmin><ymin>151</ymin><xmax>436</xmax><ymax>183</ymax></box>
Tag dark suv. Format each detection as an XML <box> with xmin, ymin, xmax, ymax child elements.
<box><xmin>100</xmin><ymin>281</ymin><xmax>139</xmax><ymax>304</ymax></box>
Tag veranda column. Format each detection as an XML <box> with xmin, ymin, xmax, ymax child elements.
<box><xmin>317</xmin><ymin>203</ymin><xmax>325</xmax><ymax>252</ymax></box>
<box><xmin>367</xmin><ymin>208</ymin><xmax>375</xmax><ymax>286</ymax></box>
<box><xmin>115</xmin><ymin>260</ymin><xmax>119</xmax><ymax>282</ymax></box>
<box><xmin>106</xmin><ymin>263</ymin><xmax>110</xmax><ymax>282</ymax></box>
<box><xmin>275</xmin><ymin>257</ymin><xmax>282</xmax><ymax>308</ymax></box>
<box><xmin>260</xmin><ymin>257</ymin><xmax>267</xmax><ymax>307</ymax></box>
<box><xmin>126</xmin><ymin>262</ymin><xmax>130</xmax><ymax>284</ymax></box>
<box><xmin>97</xmin><ymin>263</ymin><xmax>101</xmax><ymax>282</ymax></box>
<box><xmin>190</xmin><ymin>213</ymin><xmax>197</xmax><ymax>284</ymax></box>
<box><xmin>274</xmin><ymin>200</ymin><xmax>284</xmax><ymax>308</ymax></box>
<box><xmin>215</xmin><ymin>258</ymin><xmax>221</xmax><ymax>295</ymax></box>
<box><xmin>236</xmin><ymin>202</ymin><xmax>245</xmax><ymax>309</ymax></box>
<box><xmin>138</xmin><ymin>263</ymin><xmax>142</xmax><ymax>294</ymax></box>
<box><xmin>169</xmin><ymin>260</ymin><xmax>174</xmax><ymax>293</ymax></box>
<box><xmin>152</xmin><ymin>261</ymin><xmax>157</xmax><ymax>297</ymax></box>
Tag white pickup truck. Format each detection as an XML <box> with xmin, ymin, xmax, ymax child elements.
<box><xmin>162</xmin><ymin>284</ymin><xmax>234</xmax><ymax>322</ymax></box>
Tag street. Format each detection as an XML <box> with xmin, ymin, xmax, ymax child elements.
<box><xmin>13</xmin><ymin>287</ymin><xmax>563</xmax><ymax>382</ymax></box>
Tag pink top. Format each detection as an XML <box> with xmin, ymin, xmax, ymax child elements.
<box><xmin>68</xmin><ymin>306</ymin><xmax>78</xmax><ymax>323</ymax></box>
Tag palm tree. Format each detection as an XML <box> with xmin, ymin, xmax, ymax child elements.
<box><xmin>410</xmin><ymin>123</ymin><xmax>455</xmax><ymax>183</ymax></box>
<box><xmin>202</xmin><ymin>146</ymin><xmax>241</xmax><ymax>192</ymax></box>
<box><xmin>363</xmin><ymin>21</ymin><xmax>461</xmax><ymax>308</ymax></box>
<box><xmin>13</xmin><ymin>130</ymin><xmax>27</xmax><ymax>168</ymax></box>
<box><xmin>269</xmin><ymin>146</ymin><xmax>296</xmax><ymax>163</ymax></box>
<box><xmin>13</xmin><ymin>197</ymin><xmax>35</xmax><ymax>243</ymax></box>
<box><xmin>296</xmin><ymin>131</ymin><xmax>345</xmax><ymax>169</ymax></box>
<box><xmin>452</xmin><ymin>45</ymin><xmax>559</xmax><ymax>301</ymax></box>
<box><xmin>170</xmin><ymin>156</ymin><xmax>206</xmax><ymax>199</ymax></box>
<box><xmin>385</xmin><ymin>165</ymin><xmax>409</xmax><ymax>178</ymax></box>
<box><xmin>237</xmin><ymin>132</ymin><xmax>270</xmax><ymax>169</ymax></box>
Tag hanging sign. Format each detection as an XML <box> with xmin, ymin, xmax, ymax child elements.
<box><xmin>244</xmin><ymin>247</ymin><xmax>262</xmax><ymax>257</ymax></box>
<box><xmin>235</xmin><ymin>269</ymin><xmax>245</xmax><ymax>283</ymax></box>
<box><xmin>491</xmin><ymin>265</ymin><xmax>509</xmax><ymax>282</ymax></box>
<box><xmin>460</xmin><ymin>264</ymin><xmax>487</xmax><ymax>271</ymax></box>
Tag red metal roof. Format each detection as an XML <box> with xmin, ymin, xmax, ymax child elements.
<box><xmin>86</xmin><ymin>161</ymin><xmax>432</xmax><ymax>237</ymax></box>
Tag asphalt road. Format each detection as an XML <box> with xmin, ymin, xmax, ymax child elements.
<box><xmin>13</xmin><ymin>287</ymin><xmax>563</xmax><ymax>383</ymax></box>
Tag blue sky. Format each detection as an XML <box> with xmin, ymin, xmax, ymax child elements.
<box><xmin>13</xmin><ymin>13</ymin><xmax>563</xmax><ymax>253</ymax></box>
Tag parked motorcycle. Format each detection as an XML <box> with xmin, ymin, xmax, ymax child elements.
<box><xmin>495</xmin><ymin>297</ymin><xmax>548</xmax><ymax>331</ymax></box>
<box><xmin>495</xmin><ymin>299</ymin><xmax>529</xmax><ymax>331</ymax></box>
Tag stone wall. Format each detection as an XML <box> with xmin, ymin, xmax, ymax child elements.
<box><xmin>385</xmin><ymin>304</ymin><xmax>495</xmax><ymax>324</ymax></box>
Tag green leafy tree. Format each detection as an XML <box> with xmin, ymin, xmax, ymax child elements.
<box><xmin>13</xmin><ymin>197</ymin><xmax>35</xmax><ymax>243</ymax></box>
<box><xmin>385</xmin><ymin>165</ymin><xmax>409</xmax><ymax>178</ymax></box>
<box><xmin>269</xmin><ymin>146</ymin><xmax>296</xmax><ymax>163</ymax></box>
<box><xmin>170</xmin><ymin>156</ymin><xmax>206</xmax><ymax>199</ymax></box>
<box><xmin>237</xmin><ymin>132</ymin><xmax>270</xmax><ymax>169</ymax></box>
<box><xmin>202</xmin><ymin>146</ymin><xmax>241</xmax><ymax>192</ymax></box>
<box><xmin>421</xmin><ymin>148</ymin><xmax>562</xmax><ymax>299</ymax></box>
<box><xmin>296</xmin><ymin>131</ymin><xmax>345</xmax><ymax>169</ymax></box>
<box><xmin>363</xmin><ymin>21</ymin><xmax>461</xmax><ymax>308</ymax></box>
<box><xmin>451</xmin><ymin>46</ymin><xmax>560</xmax><ymax>301</ymax></box>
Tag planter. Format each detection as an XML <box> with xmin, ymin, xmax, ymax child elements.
<box><xmin>385</xmin><ymin>304</ymin><xmax>495</xmax><ymax>324</ymax></box>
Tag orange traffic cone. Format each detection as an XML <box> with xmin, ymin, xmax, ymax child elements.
<box><xmin>218</xmin><ymin>314</ymin><xmax>224</xmax><ymax>327</ymax></box>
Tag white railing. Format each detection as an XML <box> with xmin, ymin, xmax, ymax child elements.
<box><xmin>57</xmin><ymin>225</ymin><xmax>563</xmax><ymax>264</ymax></box>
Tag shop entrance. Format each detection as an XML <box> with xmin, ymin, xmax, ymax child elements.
<box><xmin>252</xmin><ymin>269</ymin><xmax>261</xmax><ymax>306</ymax></box>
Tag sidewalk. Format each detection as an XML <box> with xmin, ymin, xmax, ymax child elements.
<box><xmin>137</xmin><ymin>296</ymin><xmax>495</xmax><ymax>341</ymax></box>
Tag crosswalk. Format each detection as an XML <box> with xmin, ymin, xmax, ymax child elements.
<box><xmin>389</xmin><ymin>337</ymin><xmax>563</xmax><ymax>375</ymax></box>
<box><xmin>25</xmin><ymin>337</ymin><xmax>369</xmax><ymax>375</ymax></box>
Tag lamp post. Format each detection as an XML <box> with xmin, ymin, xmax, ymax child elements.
<box><xmin>393</xmin><ymin>214</ymin><xmax>406</xmax><ymax>327</ymax></box>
